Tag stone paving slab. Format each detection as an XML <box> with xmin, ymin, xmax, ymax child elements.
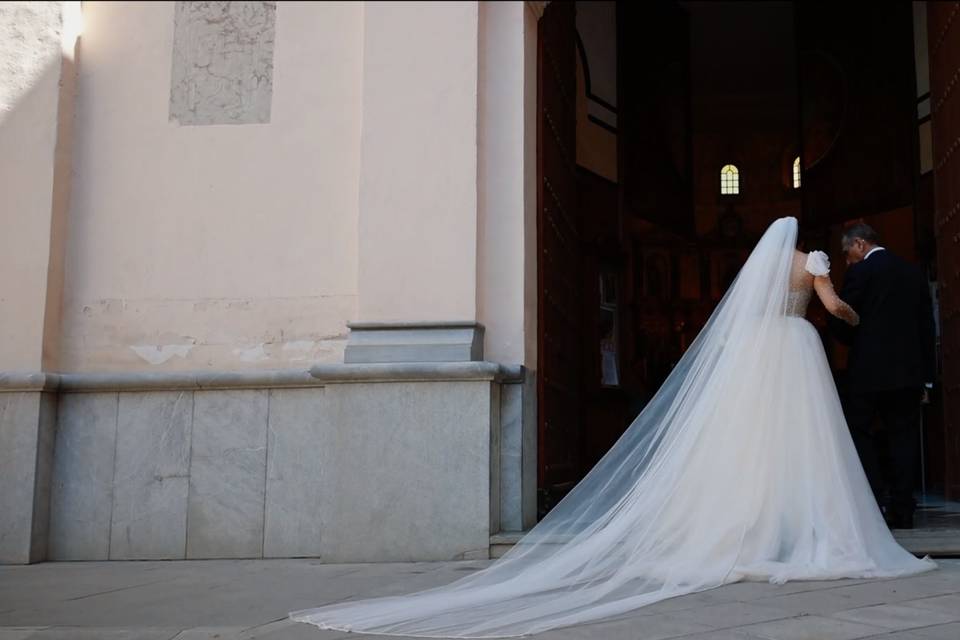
<box><xmin>0</xmin><ymin>558</ymin><xmax>958</xmax><ymax>639</ymax></box>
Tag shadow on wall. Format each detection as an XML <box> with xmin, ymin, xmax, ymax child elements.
<box><xmin>0</xmin><ymin>1</ymin><xmax>81</xmax><ymax>564</ymax></box>
<box><xmin>0</xmin><ymin>1</ymin><xmax>80</xmax><ymax>374</ymax></box>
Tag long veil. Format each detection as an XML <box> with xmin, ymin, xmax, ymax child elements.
<box><xmin>289</xmin><ymin>216</ymin><xmax>924</xmax><ymax>637</ymax></box>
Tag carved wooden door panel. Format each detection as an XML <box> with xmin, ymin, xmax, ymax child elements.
<box><xmin>929</xmin><ymin>1</ymin><xmax>960</xmax><ymax>500</ymax></box>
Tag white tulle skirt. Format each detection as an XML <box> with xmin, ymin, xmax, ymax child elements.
<box><xmin>658</xmin><ymin>316</ymin><xmax>936</xmax><ymax>586</ymax></box>
<box><xmin>289</xmin><ymin>315</ymin><xmax>937</xmax><ymax>638</ymax></box>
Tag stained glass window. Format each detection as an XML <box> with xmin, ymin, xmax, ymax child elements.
<box><xmin>793</xmin><ymin>156</ymin><xmax>801</xmax><ymax>189</ymax></box>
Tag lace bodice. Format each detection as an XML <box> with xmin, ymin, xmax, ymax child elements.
<box><xmin>786</xmin><ymin>287</ymin><xmax>813</xmax><ymax>317</ymax></box>
<box><xmin>787</xmin><ymin>250</ymin><xmax>859</xmax><ymax>326</ymax></box>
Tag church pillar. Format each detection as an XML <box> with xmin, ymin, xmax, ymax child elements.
<box><xmin>0</xmin><ymin>1</ymin><xmax>80</xmax><ymax>563</ymax></box>
<box><xmin>345</xmin><ymin>2</ymin><xmax>538</xmax><ymax>539</ymax></box>
<box><xmin>347</xmin><ymin>1</ymin><xmax>483</xmax><ymax>363</ymax></box>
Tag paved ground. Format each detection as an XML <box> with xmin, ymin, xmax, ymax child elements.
<box><xmin>1</xmin><ymin>557</ymin><xmax>960</xmax><ymax>640</ymax></box>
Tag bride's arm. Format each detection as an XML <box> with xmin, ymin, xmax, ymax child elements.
<box><xmin>813</xmin><ymin>275</ymin><xmax>860</xmax><ymax>326</ymax></box>
<box><xmin>805</xmin><ymin>250</ymin><xmax>859</xmax><ymax>326</ymax></box>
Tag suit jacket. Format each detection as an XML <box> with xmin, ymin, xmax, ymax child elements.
<box><xmin>829</xmin><ymin>249</ymin><xmax>936</xmax><ymax>393</ymax></box>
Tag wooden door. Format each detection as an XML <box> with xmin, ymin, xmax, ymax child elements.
<box><xmin>537</xmin><ymin>0</ymin><xmax>583</xmax><ymax>516</ymax></box>
<box><xmin>929</xmin><ymin>1</ymin><xmax>960</xmax><ymax>500</ymax></box>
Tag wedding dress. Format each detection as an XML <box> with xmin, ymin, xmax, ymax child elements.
<box><xmin>289</xmin><ymin>216</ymin><xmax>937</xmax><ymax>638</ymax></box>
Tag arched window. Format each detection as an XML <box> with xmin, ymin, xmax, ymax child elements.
<box><xmin>720</xmin><ymin>164</ymin><xmax>739</xmax><ymax>195</ymax></box>
<box><xmin>792</xmin><ymin>156</ymin><xmax>801</xmax><ymax>189</ymax></box>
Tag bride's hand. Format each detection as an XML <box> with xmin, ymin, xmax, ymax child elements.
<box><xmin>813</xmin><ymin>275</ymin><xmax>859</xmax><ymax>326</ymax></box>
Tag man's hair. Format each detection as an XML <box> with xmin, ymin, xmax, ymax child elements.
<box><xmin>841</xmin><ymin>222</ymin><xmax>880</xmax><ymax>249</ymax></box>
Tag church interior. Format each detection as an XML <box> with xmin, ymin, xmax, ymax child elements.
<box><xmin>536</xmin><ymin>0</ymin><xmax>960</xmax><ymax>544</ymax></box>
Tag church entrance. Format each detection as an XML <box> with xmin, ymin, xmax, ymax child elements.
<box><xmin>535</xmin><ymin>0</ymin><xmax>960</xmax><ymax>548</ymax></box>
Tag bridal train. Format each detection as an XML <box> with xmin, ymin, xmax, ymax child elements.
<box><xmin>289</xmin><ymin>216</ymin><xmax>937</xmax><ymax>638</ymax></box>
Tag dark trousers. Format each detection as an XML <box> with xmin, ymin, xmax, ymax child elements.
<box><xmin>844</xmin><ymin>387</ymin><xmax>923</xmax><ymax>518</ymax></box>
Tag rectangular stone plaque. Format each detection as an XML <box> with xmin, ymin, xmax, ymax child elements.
<box><xmin>170</xmin><ymin>1</ymin><xmax>276</xmax><ymax>125</ymax></box>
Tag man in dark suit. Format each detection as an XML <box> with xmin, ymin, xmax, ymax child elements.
<box><xmin>830</xmin><ymin>222</ymin><xmax>936</xmax><ymax>530</ymax></box>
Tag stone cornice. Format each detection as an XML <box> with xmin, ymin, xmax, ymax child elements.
<box><xmin>0</xmin><ymin>363</ymin><xmax>525</xmax><ymax>393</ymax></box>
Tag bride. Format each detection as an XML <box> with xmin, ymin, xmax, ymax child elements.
<box><xmin>289</xmin><ymin>215</ymin><xmax>937</xmax><ymax>638</ymax></box>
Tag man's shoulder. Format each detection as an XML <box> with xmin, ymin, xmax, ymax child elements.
<box><xmin>869</xmin><ymin>251</ymin><xmax>928</xmax><ymax>292</ymax></box>
<box><xmin>865</xmin><ymin>248</ymin><xmax>900</xmax><ymax>271</ymax></box>
<box><xmin>876</xmin><ymin>248</ymin><xmax>899</xmax><ymax>262</ymax></box>
<box><xmin>878</xmin><ymin>250</ymin><xmax>921</xmax><ymax>274</ymax></box>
